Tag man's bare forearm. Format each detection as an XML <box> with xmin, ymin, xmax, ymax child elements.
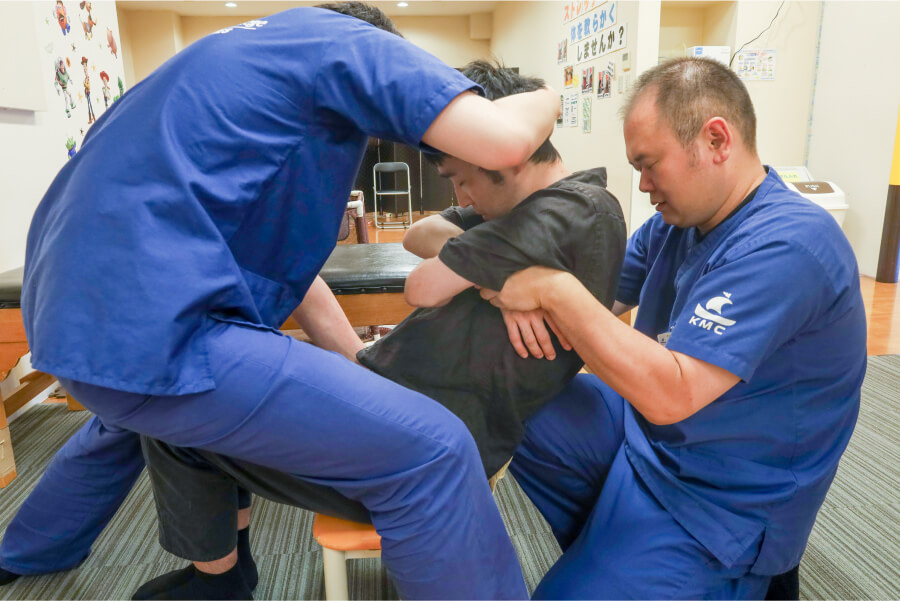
<box><xmin>536</xmin><ymin>272</ymin><xmax>738</xmax><ymax>425</ymax></box>
<box><xmin>292</xmin><ymin>276</ymin><xmax>364</xmax><ymax>362</ymax></box>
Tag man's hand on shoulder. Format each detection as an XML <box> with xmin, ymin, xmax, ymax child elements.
<box><xmin>501</xmin><ymin>309</ymin><xmax>572</xmax><ymax>360</ymax></box>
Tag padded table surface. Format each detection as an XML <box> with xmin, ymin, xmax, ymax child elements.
<box><xmin>320</xmin><ymin>243</ymin><xmax>421</xmax><ymax>295</ymax></box>
<box><xmin>0</xmin><ymin>243</ymin><xmax>420</xmax><ymax>309</ymax></box>
<box><xmin>0</xmin><ymin>267</ymin><xmax>23</xmax><ymax>309</ymax></box>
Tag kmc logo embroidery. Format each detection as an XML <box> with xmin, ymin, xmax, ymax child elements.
<box><xmin>213</xmin><ymin>20</ymin><xmax>268</xmax><ymax>35</ymax></box>
<box><xmin>689</xmin><ymin>292</ymin><xmax>736</xmax><ymax>335</ymax></box>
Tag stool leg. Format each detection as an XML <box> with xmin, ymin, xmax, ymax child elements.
<box><xmin>322</xmin><ymin>547</ymin><xmax>350</xmax><ymax>601</ymax></box>
<box><xmin>66</xmin><ymin>392</ymin><xmax>87</xmax><ymax>411</ymax></box>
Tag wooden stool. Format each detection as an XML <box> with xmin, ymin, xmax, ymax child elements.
<box><xmin>312</xmin><ymin>460</ymin><xmax>512</xmax><ymax>600</ymax></box>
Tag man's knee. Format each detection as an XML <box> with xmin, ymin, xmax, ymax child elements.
<box><xmin>431</xmin><ymin>414</ymin><xmax>483</xmax><ymax>473</ymax></box>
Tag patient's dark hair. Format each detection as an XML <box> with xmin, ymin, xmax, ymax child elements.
<box><xmin>427</xmin><ymin>59</ymin><xmax>560</xmax><ymax>183</ymax></box>
<box><xmin>316</xmin><ymin>1</ymin><xmax>401</xmax><ymax>36</ymax></box>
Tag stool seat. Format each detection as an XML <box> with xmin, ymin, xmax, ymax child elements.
<box><xmin>313</xmin><ymin>514</ymin><xmax>381</xmax><ymax>552</ymax></box>
<box><xmin>312</xmin><ymin>460</ymin><xmax>512</xmax><ymax>600</ymax></box>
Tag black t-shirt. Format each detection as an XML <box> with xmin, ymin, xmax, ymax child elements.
<box><xmin>357</xmin><ymin>168</ymin><xmax>626</xmax><ymax>475</ymax></box>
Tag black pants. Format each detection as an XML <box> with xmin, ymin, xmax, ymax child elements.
<box><xmin>140</xmin><ymin>437</ymin><xmax>369</xmax><ymax>561</ymax></box>
<box><xmin>765</xmin><ymin>565</ymin><xmax>800</xmax><ymax>600</ymax></box>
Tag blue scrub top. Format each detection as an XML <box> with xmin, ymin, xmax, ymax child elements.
<box><xmin>23</xmin><ymin>8</ymin><xmax>479</xmax><ymax>395</ymax></box>
<box><xmin>616</xmin><ymin>168</ymin><xmax>867</xmax><ymax>574</ymax></box>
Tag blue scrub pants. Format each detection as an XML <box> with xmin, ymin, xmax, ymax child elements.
<box><xmin>0</xmin><ymin>420</ymin><xmax>252</xmax><ymax>575</ymax></box>
<box><xmin>0</xmin><ymin>416</ymin><xmax>143</xmax><ymax>575</ymax></box>
<box><xmin>4</xmin><ymin>321</ymin><xmax>527</xmax><ymax>600</ymax></box>
<box><xmin>512</xmin><ymin>374</ymin><xmax>772</xmax><ymax>600</ymax></box>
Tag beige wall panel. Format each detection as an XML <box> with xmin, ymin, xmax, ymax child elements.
<box><xmin>809</xmin><ymin>1</ymin><xmax>900</xmax><ymax>276</ymax></box>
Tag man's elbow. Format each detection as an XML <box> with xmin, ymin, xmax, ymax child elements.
<box><xmin>483</xmin><ymin>135</ymin><xmax>533</xmax><ymax>170</ymax></box>
<box><xmin>637</xmin><ymin>397</ymin><xmax>695</xmax><ymax>426</ymax></box>
<box><xmin>641</xmin><ymin>409</ymin><xmax>684</xmax><ymax>426</ymax></box>
<box><xmin>402</xmin><ymin>235</ymin><xmax>421</xmax><ymax>256</ymax></box>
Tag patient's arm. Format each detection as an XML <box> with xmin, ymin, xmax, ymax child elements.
<box><xmin>403</xmin><ymin>215</ymin><xmax>464</xmax><ymax>259</ymax></box>
<box><xmin>291</xmin><ymin>276</ymin><xmax>365</xmax><ymax>362</ymax></box>
<box><xmin>404</xmin><ymin>257</ymin><xmax>473</xmax><ymax>307</ymax></box>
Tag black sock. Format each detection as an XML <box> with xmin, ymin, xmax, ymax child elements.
<box><xmin>765</xmin><ymin>565</ymin><xmax>800</xmax><ymax>600</ymax></box>
<box><xmin>0</xmin><ymin>567</ymin><xmax>21</xmax><ymax>586</ymax></box>
<box><xmin>132</xmin><ymin>563</ymin><xmax>251</xmax><ymax>600</ymax></box>
<box><xmin>237</xmin><ymin>527</ymin><xmax>258</xmax><ymax>591</ymax></box>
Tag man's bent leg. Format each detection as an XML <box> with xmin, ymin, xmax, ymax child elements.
<box><xmin>533</xmin><ymin>447</ymin><xmax>770</xmax><ymax>600</ymax></box>
<box><xmin>0</xmin><ymin>416</ymin><xmax>143</xmax><ymax>576</ymax></box>
<box><xmin>510</xmin><ymin>374</ymin><xmax>625</xmax><ymax>550</ymax></box>
<box><xmin>62</xmin><ymin>323</ymin><xmax>527</xmax><ymax>600</ymax></box>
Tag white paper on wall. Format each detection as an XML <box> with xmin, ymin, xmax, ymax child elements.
<box><xmin>735</xmin><ymin>49</ymin><xmax>776</xmax><ymax>81</ymax></box>
<box><xmin>581</xmin><ymin>96</ymin><xmax>592</xmax><ymax>133</ymax></box>
<box><xmin>566</xmin><ymin>1</ymin><xmax>616</xmax><ymax>41</ymax></box>
<box><xmin>563</xmin><ymin>0</ymin><xmax>606</xmax><ymax>24</ymax></box>
<box><xmin>574</xmin><ymin>22</ymin><xmax>626</xmax><ymax>65</ymax></box>
<box><xmin>557</xmin><ymin>38</ymin><xmax>568</xmax><ymax>64</ymax></box>
<box><xmin>563</xmin><ymin>92</ymin><xmax>579</xmax><ymax>127</ymax></box>
<box><xmin>39</xmin><ymin>1</ymin><xmax>126</xmax><ymax>162</ymax></box>
<box><xmin>581</xmin><ymin>66</ymin><xmax>594</xmax><ymax>94</ymax></box>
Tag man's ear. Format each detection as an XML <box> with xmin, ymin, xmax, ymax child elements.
<box><xmin>704</xmin><ymin>117</ymin><xmax>732</xmax><ymax>164</ymax></box>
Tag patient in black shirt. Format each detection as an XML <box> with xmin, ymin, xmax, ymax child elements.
<box><xmin>354</xmin><ymin>61</ymin><xmax>625</xmax><ymax>476</ymax></box>
<box><xmin>359</xmin><ymin>165</ymin><xmax>625</xmax><ymax>476</ymax></box>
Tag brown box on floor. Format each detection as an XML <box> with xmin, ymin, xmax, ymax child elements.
<box><xmin>0</xmin><ymin>426</ymin><xmax>16</xmax><ymax>487</ymax></box>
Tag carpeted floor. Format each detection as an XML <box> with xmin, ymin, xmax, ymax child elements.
<box><xmin>0</xmin><ymin>355</ymin><xmax>898</xmax><ymax>600</ymax></box>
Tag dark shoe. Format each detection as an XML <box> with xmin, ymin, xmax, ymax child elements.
<box><xmin>765</xmin><ymin>565</ymin><xmax>800</xmax><ymax>600</ymax></box>
<box><xmin>237</xmin><ymin>528</ymin><xmax>258</xmax><ymax>591</ymax></box>
<box><xmin>0</xmin><ymin>567</ymin><xmax>21</xmax><ymax>586</ymax></box>
<box><xmin>132</xmin><ymin>564</ymin><xmax>252</xmax><ymax>600</ymax></box>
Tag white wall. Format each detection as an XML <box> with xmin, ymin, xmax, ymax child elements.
<box><xmin>0</xmin><ymin>1</ymin><xmax>125</xmax><ymax>273</ymax></box>
<box><xmin>808</xmin><ymin>1</ymin><xmax>900</xmax><ymax>276</ymax></box>
<box><xmin>491</xmin><ymin>1</ymin><xmax>824</xmax><ymax>235</ymax></box>
<box><xmin>117</xmin><ymin>9</ymin><xmax>183</xmax><ymax>83</ymax></box>
<box><xmin>733</xmin><ymin>1</ymin><xmax>821</xmax><ymax>167</ymax></box>
<box><xmin>181</xmin><ymin>15</ymin><xmax>263</xmax><ymax>48</ymax></box>
<box><xmin>134</xmin><ymin>13</ymin><xmax>491</xmax><ymax>83</ymax></box>
<box><xmin>394</xmin><ymin>15</ymin><xmax>491</xmax><ymax>67</ymax></box>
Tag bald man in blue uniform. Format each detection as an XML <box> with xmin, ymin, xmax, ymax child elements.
<box><xmin>483</xmin><ymin>57</ymin><xmax>867</xmax><ymax>599</ymax></box>
<box><xmin>2</xmin><ymin>3</ymin><xmax>560</xmax><ymax>599</ymax></box>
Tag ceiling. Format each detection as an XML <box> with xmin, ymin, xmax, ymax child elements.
<box><xmin>117</xmin><ymin>1</ymin><xmax>499</xmax><ymax>17</ymax></box>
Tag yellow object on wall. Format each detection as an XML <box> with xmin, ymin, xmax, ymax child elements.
<box><xmin>891</xmin><ymin>105</ymin><xmax>900</xmax><ymax>186</ymax></box>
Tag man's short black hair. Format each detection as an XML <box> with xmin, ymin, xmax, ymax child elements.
<box><xmin>427</xmin><ymin>59</ymin><xmax>560</xmax><ymax>180</ymax></box>
<box><xmin>316</xmin><ymin>1</ymin><xmax>401</xmax><ymax>36</ymax></box>
<box><xmin>622</xmin><ymin>57</ymin><xmax>757</xmax><ymax>153</ymax></box>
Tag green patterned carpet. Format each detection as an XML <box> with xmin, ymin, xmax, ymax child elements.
<box><xmin>1</xmin><ymin>355</ymin><xmax>898</xmax><ymax>599</ymax></box>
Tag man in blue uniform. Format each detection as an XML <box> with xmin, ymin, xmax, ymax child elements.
<box><xmin>1</xmin><ymin>4</ymin><xmax>560</xmax><ymax>599</ymax></box>
<box><xmin>481</xmin><ymin>57</ymin><xmax>867</xmax><ymax>599</ymax></box>
<box><xmin>129</xmin><ymin>62</ymin><xmax>625</xmax><ymax>598</ymax></box>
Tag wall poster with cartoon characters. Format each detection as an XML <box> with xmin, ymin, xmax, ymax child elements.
<box><xmin>38</xmin><ymin>1</ymin><xmax>126</xmax><ymax>161</ymax></box>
